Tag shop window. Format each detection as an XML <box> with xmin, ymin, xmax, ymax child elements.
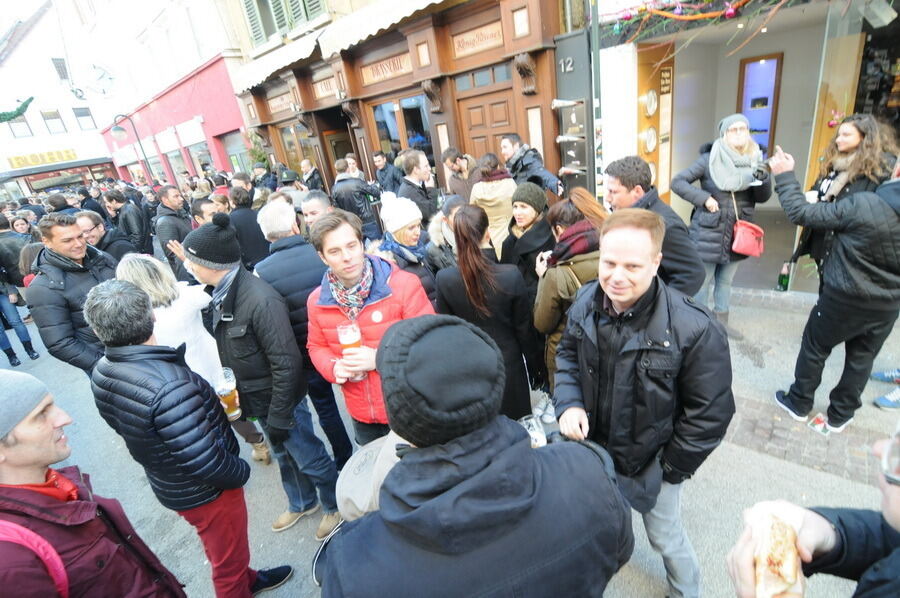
<box><xmin>473</xmin><ymin>69</ymin><xmax>492</xmax><ymax>87</ymax></box>
<box><xmin>147</xmin><ymin>156</ymin><xmax>166</xmax><ymax>183</ymax></box>
<box><xmin>401</xmin><ymin>96</ymin><xmax>432</xmax><ymax>163</ymax></box>
<box><xmin>493</xmin><ymin>64</ymin><xmax>511</xmax><ymax>82</ymax></box>
<box><xmin>454</xmin><ymin>64</ymin><xmax>512</xmax><ymax>92</ymax></box>
<box><xmin>279</xmin><ymin>123</ymin><xmax>317</xmax><ymax>173</ymax></box>
<box><xmin>51</xmin><ymin>58</ymin><xmax>69</xmax><ymax>81</ymax></box>
<box><xmin>454</xmin><ymin>74</ymin><xmax>471</xmax><ymax>92</ymax></box>
<box><xmin>73</xmin><ymin>107</ymin><xmax>96</xmax><ymax>130</ymax></box>
<box><xmin>370</xmin><ymin>95</ymin><xmax>434</xmax><ymax>166</ymax></box>
<box><xmin>42</xmin><ymin>110</ymin><xmax>67</xmax><ymax>134</ymax></box>
<box><xmin>7</xmin><ymin>115</ymin><xmax>32</xmax><ymax>138</ymax></box>
<box><xmin>243</xmin><ymin>0</ymin><xmax>326</xmax><ymax>45</ymax></box>
<box><xmin>373</xmin><ymin>101</ymin><xmax>402</xmax><ymax>159</ymax></box>
<box><xmin>187</xmin><ymin>142</ymin><xmax>213</xmax><ymax>175</ymax></box>
<box><xmin>166</xmin><ymin>150</ymin><xmax>188</xmax><ymax>178</ymax></box>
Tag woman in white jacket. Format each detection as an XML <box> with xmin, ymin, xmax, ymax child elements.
<box><xmin>115</xmin><ymin>254</ymin><xmax>270</xmax><ymax>464</ymax></box>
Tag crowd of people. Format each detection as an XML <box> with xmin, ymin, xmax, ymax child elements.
<box><xmin>0</xmin><ymin>115</ymin><xmax>898</xmax><ymax>597</ymax></box>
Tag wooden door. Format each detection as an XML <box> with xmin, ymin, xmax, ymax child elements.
<box><xmin>457</xmin><ymin>90</ymin><xmax>519</xmax><ymax>159</ymax></box>
<box><xmin>323</xmin><ymin>131</ymin><xmax>353</xmax><ymax>169</ymax></box>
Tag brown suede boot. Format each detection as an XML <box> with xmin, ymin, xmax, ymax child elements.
<box><xmin>715</xmin><ymin>311</ymin><xmax>744</xmax><ymax>340</ymax></box>
<box><xmin>251</xmin><ymin>441</ymin><xmax>271</xmax><ymax>465</ymax></box>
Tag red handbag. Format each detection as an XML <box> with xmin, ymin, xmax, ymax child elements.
<box><xmin>730</xmin><ymin>192</ymin><xmax>764</xmax><ymax>257</ymax></box>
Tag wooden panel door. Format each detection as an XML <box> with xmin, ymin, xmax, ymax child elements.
<box><xmin>457</xmin><ymin>90</ymin><xmax>519</xmax><ymax>158</ymax></box>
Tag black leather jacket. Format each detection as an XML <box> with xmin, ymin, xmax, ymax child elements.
<box><xmin>332</xmin><ymin>175</ymin><xmax>381</xmax><ymax>224</ymax></box>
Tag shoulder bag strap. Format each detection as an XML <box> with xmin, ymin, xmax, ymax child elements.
<box><xmin>0</xmin><ymin>519</ymin><xmax>69</xmax><ymax>598</ymax></box>
<box><xmin>731</xmin><ymin>191</ymin><xmax>740</xmax><ymax>221</ymax></box>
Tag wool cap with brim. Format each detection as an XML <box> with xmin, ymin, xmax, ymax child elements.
<box><xmin>376</xmin><ymin>315</ymin><xmax>505</xmax><ymax>448</ymax></box>
<box><xmin>718</xmin><ymin>113</ymin><xmax>750</xmax><ymax>137</ymax></box>
<box><xmin>0</xmin><ymin>371</ymin><xmax>50</xmax><ymax>439</ymax></box>
<box><xmin>253</xmin><ymin>162</ymin><xmax>267</xmax><ymax>169</ymax></box>
<box><xmin>182</xmin><ymin>212</ymin><xmax>242</xmax><ymax>270</ymax></box>
<box><xmin>280</xmin><ymin>169</ymin><xmax>299</xmax><ymax>184</ymax></box>
<box><xmin>512</xmin><ymin>181</ymin><xmax>547</xmax><ymax>214</ymax></box>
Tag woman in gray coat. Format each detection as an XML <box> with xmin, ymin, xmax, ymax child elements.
<box><xmin>671</xmin><ymin>113</ymin><xmax>771</xmax><ymax>338</ymax></box>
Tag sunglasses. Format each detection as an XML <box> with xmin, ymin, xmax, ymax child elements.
<box><xmin>883</xmin><ymin>422</ymin><xmax>900</xmax><ymax>486</ymax></box>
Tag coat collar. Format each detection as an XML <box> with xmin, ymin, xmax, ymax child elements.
<box><xmin>0</xmin><ymin>466</ymin><xmax>98</xmax><ymax>526</ymax></box>
<box><xmin>103</xmin><ymin>343</ymin><xmax>187</xmax><ymax>364</ymax></box>
<box><xmin>317</xmin><ymin>255</ymin><xmax>394</xmax><ymax>307</ymax></box>
<box><xmin>269</xmin><ymin>234</ymin><xmax>309</xmax><ymax>254</ymax></box>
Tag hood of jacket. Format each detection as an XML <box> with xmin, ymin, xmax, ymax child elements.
<box><xmin>156</xmin><ymin>203</ymin><xmax>188</xmax><ymax>220</ymax></box>
<box><xmin>426</xmin><ymin>212</ymin><xmax>451</xmax><ymax>247</ymax></box>
<box><xmin>378</xmin><ymin>416</ymin><xmax>538</xmax><ymax>555</ymax></box>
<box><xmin>877</xmin><ymin>178</ymin><xmax>900</xmax><ymax>216</ymax></box>
<box><xmin>508</xmin><ymin>144</ymin><xmax>535</xmax><ymax>169</ymax></box>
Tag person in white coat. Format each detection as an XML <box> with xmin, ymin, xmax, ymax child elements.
<box><xmin>115</xmin><ymin>254</ymin><xmax>271</xmax><ymax>464</ymax></box>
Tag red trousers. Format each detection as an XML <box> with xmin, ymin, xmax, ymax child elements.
<box><xmin>178</xmin><ymin>488</ymin><xmax>257</xmax><ymax>598</ymax></box>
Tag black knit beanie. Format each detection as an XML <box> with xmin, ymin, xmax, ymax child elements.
<box><xmin>377</xmin><ymin>315</ymin><xmax>505</xmax><ymax>447</ymax></box>
<box><xmin>511</xmin><ymin>181</ymin><xmax>547</xmax><ymax>214</ymax></box>
<box><xmin>182</xmin><ymin>212</ymin><xmax>242</xmax><ymax>270</ymax></box>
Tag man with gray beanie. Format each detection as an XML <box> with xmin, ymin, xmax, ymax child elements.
<box><xmin>181</xmin><ymin>213</ymin><xmax>341</xmax><ymax>540</ymax></box>
<box><xmin>0</xmin><ymin>371</ymin><xmax>186</xmax><ymax>596</ymax></box>
<box><xmin>318</xmin><ymin>314</ymin><xmax>634</xmax><ymax>597</ymax></box>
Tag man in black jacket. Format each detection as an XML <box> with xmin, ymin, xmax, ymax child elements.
<box><xmin>320</xmin><ymin>315</ymin><xmax>634</xmax><ymax>597</ymax></box>
<box><xmin>604</xmin><ymin>156</ymin><xmax>706</xmax><ymax>296</ymax></box>
<box><xmin>102</xmin><ymin>190</ymin><xmax>150</xmax><ymax>253</ymax></box>
<box><xmin>27</xmin><ymin>213</ymin><xmax>117</xmax><ymax>374</ymax></box>
<box><xmin>300</xmin><ymin>159</ymin><xmax>324</xmax><ymax>191</ymax></box>
<box><xmin>84</xmin><ymin>279</ymin><xmax>292</xmax><ymax>596</ymax></box>
<box><xmin>255</xmin><ymin>202</ymin><xmax>353</xmax><ymax>470</ymax></box>
<box><xmin>181</xmin><ymin>214</ymin><xmax>341</xmax><ymax>540</ymax></box>
<box><xmin>373</xmin><ymin>151</ymin><xmax>403</xmax><ymax>193</ymax></box>
<box><xmin>0</xmin><ymin>217</ymin><xmax>28</xmax><ymax>285</ymax></box>
<box><xmin>727</xmin><ymin>424</ymin><xmax>900</xmax><ymax>598</ymax></box>
<box><xmin>554</xmin><ymin>208</ymin><xmax>735</xmax><ymax>598</ymax></box>
<box><xmin>397</xmin><ymin>150</ymin><xmax>437</xmax><ymax>221</ymax></box>
<box><xmin>75</xmin><ymin>210</ymin><xmax>136</xmax><ymax>262</ymax></box>
<box><xmin>155</xmin><ymin>185</ymin><xmax>192</xmax><ymax>281</ymax></box>
<box><xmin>228</xmin><ymin>187</ymin><xmax>270</xmax><ymax>269</ymax></box>
<box><xmin>500</xmin><ymin>133</ymin><xmax>562</xmax><ymax>195</ymax></box>
<box><xmin>770</xmin><ymin>147</ymin><xmax>900</xmax><ymax>431</ymax></box>
<box><xmin>331</xmin><ymin>158</ymin><xmax>381</xmax><ymax>240</ymax></box>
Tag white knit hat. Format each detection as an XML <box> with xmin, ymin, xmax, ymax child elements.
<box><xmin>380</xmin><ymin>195</ymin><xmax>422</xmax><ymax>234</ymax></box>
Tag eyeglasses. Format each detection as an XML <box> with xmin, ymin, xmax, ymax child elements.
<box><xmin>883</xmin><ymin>421</ymin><xmax>900</xmax><ymax>486</ymax></box>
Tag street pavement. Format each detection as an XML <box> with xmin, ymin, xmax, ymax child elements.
<box><xmin>2</xmin><ymin>287</ymin><xmax>897</xmax><ymax>597</ymax></box>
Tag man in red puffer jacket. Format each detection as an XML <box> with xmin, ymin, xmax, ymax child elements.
<box><xmin>307</xmin><ymin>210</ymin><xmax>433</xmax><ymax>446</ymax></box>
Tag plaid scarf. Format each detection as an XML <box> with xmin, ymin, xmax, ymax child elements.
<box><xmin>547</xmin><ymin>219</ymin><xmax>599</xmax><ymax>266</ymax></box>
<box><xmin>327</xmin><ymin>257</ymin><xmax>374</xmax><ymax>320</ymax></box>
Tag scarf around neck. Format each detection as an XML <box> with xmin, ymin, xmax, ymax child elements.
<box><xmin>708</xmin><ymin>138</ymin><xmax>761</xmax><ymax>192</ymax></box>
<box><xmin>548</xmin><ymin>219</ymin><xmax>600</xmax><ymax>266</ymax></box>
<box><xmin>380</xmin><ymin>231</ymin><xmax>427</xmax><ymax>262</ymax></box>
<box><xmin>327</xmin><ymin>257</ymin><xmax>374</xmax><ymax>320</ymax></box>
<box><xmin>482</xmin><ymin>169</ymin><xmax>512</xmax><ymax>182</ymax></box>
<box><xmin>820</xmin><ymin>152</ymin><xmax>856</xmax><ymax>202</ymax></box>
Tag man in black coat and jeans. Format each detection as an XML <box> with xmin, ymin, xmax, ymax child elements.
<box><xmin>84</xmin><ymin>279</ymin><xmax>292</xmax><ymax>596</ymax></box>
<box><xmin>331</xmin><ymin>158</ymin><xmax>382</xmax><ymax>240</ymax></box>
<box><xmin>604</xmin><ymin>156</ymin><xmax>706</xmax><ymax>296</ymax></box>
<box><xmin>181</xmin><ymin>214</ymin><xmax>341</xmax><ymax>540</ymax></box>
<box><xmin>320</xmin><ymin>315</ymin><xmax>634</xmax><ymax>597</ymax></box>
<box><xmin>254</xmin><ymin>201</ymin><xmax>354</xmax><ymax>470</ymax></box>
<box><xmin>27</xmin><ymin>213</ymin><xmax>117</xmax><ymax>375</ymax></box>
<box><xmin>554</xmin><ymin>208</ymin><xmax>735</xmax><ymax>598</ymax></box>
<box><xmin>770</xmin><ymin>147</ymin><xmax>900</xmax><ymax>431</ymax></box>
<box><xmin>228</xmin><ymin>186</ymin><xmax>270</xmax><ymax>269</ymax></box>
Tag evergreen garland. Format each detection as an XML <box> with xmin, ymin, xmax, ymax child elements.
<box><xmin>0</xmin><ymin>97</ymin><xmax>34</xmax><ymax>123</ymax></box>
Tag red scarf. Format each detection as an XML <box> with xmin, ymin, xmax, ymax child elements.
<box><xmin>547</xmin><ymin>219</ymin><xmax>600</xmax><ymax>266</ymax></box>
<box><xmin>481</xmin><ymin>169</ymin><xmax>512</xmax><ymax>182</ymax></box>
<box><xmin>0</xmin><ymin>469</ymin><xmax>79</xmax><ymax>502</ymax></box>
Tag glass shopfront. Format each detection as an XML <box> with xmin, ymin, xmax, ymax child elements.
<box><xmin>369</xmin><ymin>93</ymin><xmax>433</xmax><ymax>165</ymax></box>
<box><xmin>279</xmin><ymin>123</ymin><xmax>318</xmax><ymax>172</ymax></box>
<box><xmin>166</xmin><ymin>150</ymin><xmax>188</xmax><ymax>177</ymax></box>
<box><xmin>187</xmin><ymin>141</ymin><xmax>213</xmax><ymax>175</ymax></box>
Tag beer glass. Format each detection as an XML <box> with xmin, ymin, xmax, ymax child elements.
<box><xmin>518</xmin><ymin>415</ymin><xmax>547</xmax><ymax>448</ymax></box>
<box><xmin>217</xmin><ymin>367</ymin><xmax>242</xmax><ymax>421</ymax></box>
<box><xmin>337</xmin><ymin>322</ymin><xmax>366</xmax><ymax>381</ymax></box>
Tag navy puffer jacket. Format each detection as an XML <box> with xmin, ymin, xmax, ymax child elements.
<box><xmin>91</xmin><ymin>344</ymin><xmax>250</xmax><ymax>511</ymax></box>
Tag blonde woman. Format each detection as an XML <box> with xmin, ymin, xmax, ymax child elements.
<box><xmin>671</xmin><ymin>113</ymin><xmax>771</xmax><ymax>338</ymax></box>
<box><xmin>469</xmin><ymin>152</ymin><xmax>517</xmax><ymax>259</ymax></box>
<box><xmin>209</xmin><ymin>192</ymin><xmax>231</xmax><ymax>213</ymax></box>
<box><xmin>251</xmin><ymin>187</ymin><xmax>271</xmax><ymax>211</ymax></box>
<box><xmin>115</xmin><ymin>254</ymin><xmax>270</xmax><ymax>463</ymax></box>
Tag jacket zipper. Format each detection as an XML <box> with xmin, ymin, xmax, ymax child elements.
<box><xmin>602</xmin><ymin>317</ymin><xmax>623</xmax><ymax>445</ymax></box>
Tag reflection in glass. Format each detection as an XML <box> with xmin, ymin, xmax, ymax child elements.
<box><xmin>373</xmin><ymin>101</ymin><xmax>401</xmax><ymax>160</ymax></box>
<box><xmin>473</xmin><ymin>68</ymin><xmax>492</xmax><ymax>87</ymax></box>
<box><xmin>280</xmin><ymin>125</ymin><xmax>302</xmax><ymax>172</ymax></box>
<box><xmin>400</xmin><ymin>95</ymin><xmax>433</xmax><ymax>165</ymax></box>
<box><xmin>166</xmin><ymin>150</ymin><xmax>188</xmax><ymax>176</ymax></box>
<box><xmin>493</xmin><ymin>63</ymin><xmax>511</xmax><ymax>82</ymax></box>
<box><xmin>187</xmin><ymin>142</ymin><xmax>213</xmax><ymax>175</ymax></box>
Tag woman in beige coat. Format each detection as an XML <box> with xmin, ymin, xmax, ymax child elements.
<box><xmin>469</xmin><ymin>152</ymin><xmax>517</xmax><ymax>259</ymax></box>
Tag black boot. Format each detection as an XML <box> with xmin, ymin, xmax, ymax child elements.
<box><xmin>4</xmin><ymin>348</ymin><xmax>20</xmax><ymax>367</ymax></box>
<box><xmin>22</xmin><ymin>341</ymin><xmax>40</xmax><ymax>360</ymax></box>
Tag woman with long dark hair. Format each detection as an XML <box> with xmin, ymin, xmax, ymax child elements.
<box><xmin>435</xmin><ymin>204</ymin><xmax>540</xmax><ymax>419</ymax></box>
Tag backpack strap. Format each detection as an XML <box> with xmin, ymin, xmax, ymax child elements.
<box><xmin>0</xmin><ymin>519</ymin><xmax>69</xmax><ymax>598</ymax></box>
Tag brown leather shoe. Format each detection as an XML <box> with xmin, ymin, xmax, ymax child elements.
<box><xmin>251</xmin><ymin>441</ymin><xmax>271</xmax><ymax>465</ymax></box>
<box><xmin>315</xmin><ymin>512</ymin><xmax>342</xmax><ymax>541</ymax></box>
<box><xmin>271</xmin><ymin>505</ymin><xmax>320</xmax><ymax>532</ymax></box>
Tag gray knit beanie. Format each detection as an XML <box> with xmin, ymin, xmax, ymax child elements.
<box><xmin>718</xmin><ymin>113</ymin><xmax>750</xmax><ymax>137</ymax></box>
<box><xmin>0</xmin><ymin>372</ymin><xmax>50</xmax><ymax>439</ymax></box>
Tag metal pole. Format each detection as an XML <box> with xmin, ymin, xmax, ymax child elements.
<box><xmin>115</xmin><ymin>113</ymin><xmax>152</xmax><ymax>183</ymax></box>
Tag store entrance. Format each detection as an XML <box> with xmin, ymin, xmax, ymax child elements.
<box><xmin>458</xmin><ymin>89</ymin><xmax>519</xmax><ymax>159</ymax></box>
<box><xmin>323</xmin><ymin>131</ymin><xmax>353</xmax><ymax>167</ymax></box>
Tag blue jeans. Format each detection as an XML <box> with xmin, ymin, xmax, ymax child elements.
<box><xmin>259</xmin><ymin>399</ymin><xmax>338</xmax><ymax>514</ymax></box>
<box><xmin>641</xmin><ymin>481</ymin><xmax>700</xmax><ymax>598</ymax></box>
<box><xmin>305</xmin><ymin>366</ymin><xmax>353</xmax><ymax>470</ymax></box>
<box><xmin>695</xmin><ymin>261</ymin><xmax>740</xmax><ymax>314</ymax></box>
<box><xmin>0</xmin><ymin>294</ymin><xmax>31</xmax><ymax>352</ymax></box>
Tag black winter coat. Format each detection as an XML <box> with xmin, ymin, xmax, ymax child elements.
<box><xmin>229</xmin><ymin>206</ymin><xmax>270</xmax><ymax>270</ymax></box>
<box><xmin>81</xmin><ymin>197</ymin><xmax>106</xmax><ymax>219</ymax></box>
<box><xmin>254</xmin><ymin>235</ymin><xmax>326</xmax><ymax>359</ymax></box>
<box><xmin>91</xmin><ymin>345</ymin><xmax>250</xmax><ymax>511</ymax></box>
<box><xmin>397</xmin><ymin>178</ymin><xmax>437</xmax><ymax>221</ymax></box>
<box><xmin>27</xmin><ymin>246</ymin><xmax>117</xmax><ymax>373</ymax></box>
<box><xmin>332</xmin><ymin>176</ymin><xmax>381</xmax><ymax>224</ymax></box>
<box><xmin>375</xmin><ymin>164</ymin><xmax>404</xmax><ymax>193</ymax></box>
<box><xmin>633</xmin><ymin>188</ymin><xmax>706</xmax><ymax>295</ymax></box>
<box><xmin>155</xmin><ymin>204</ymin><xmax>192</xmax><ymax>280</ymax></box>
<box><xmin>670</xmin><ymin>145</ymin><xmax>771</xmax><ymax>264</ymax></box>
<box><xmin>0</xmin><ymin>230</ymin><xmax>28</xmax><ymax>286</ymax></box>
<box><xmin>114</xmin><ymin>202</ymin><xmax>151</xmax><ymax>254</ymax></box>
<box><xmin>96</xmin><ymin>227</ymin><xmax>137</xmax><ymax>262</ymax></box>
<box><xmin>302</xmin><ymin>167</ymin><xmax>324</xmax><ymax>191</ymax></box>
<box><xmin>386</xmin><ymin>247</ymin><xmax>437</xmax><ymax>307</ymax></box>
<box><xmin>500</xmin><ymin>216</ymin><xmax>555</xmax><ymax>303</ymax></box>
<box><xmin>321</xmin><ymin>417</ymin><xmax>633</xmax><ymax>598</ymax></box>
<box><xmin>553</xmin><ymin>279</ymin><xmax>734</xmax><ymax>506</ymax></box>
<box><xmin>804</xmin><ymin>508</ymin><xmax>900</xmax><ymax>598</ymax></box>
<box><xmin>436</xmin><ymin>264</ymin><xmax>540</xmax><ymax>419</ymax></box>
<box><xmin>213</xmin><ymin>268</ymin><xmax>305</xmax><ymax>430</ymax></box>
<box><xmin>507</xmin><ymin>145</ymin><xmax>561</xmax><ymax>193</ymax></box>
<box><xmin>775</xmin><ymin>173</ymin><xmax>900</xmax><ymax>311</ymax></box>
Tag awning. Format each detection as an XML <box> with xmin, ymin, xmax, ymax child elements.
<box><xmin>232</xmin><ymin>30</ymin><xmax>322</xmax><ymax>93</ymax></box>
<box><xmin>0</xmin><ymin>157</ymin><xmax>114</xmax><ymax>182</ymax></box>
<box><xmin>318</xmin><ymin>0</ymin><xmax>443</xmax><ymax>58</ymax></box>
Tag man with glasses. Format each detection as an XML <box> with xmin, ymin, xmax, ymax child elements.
<box><xmin>75</xmin><ymin>210</ymin><xmax>136</xmax><ymax>262</ymax></box>
<box><xmin>26</xmin><ymin>213</ymin><xmax>117</xmax><ymax>374</ymax></box>
<box><xmin>727</xmin><ymin>421</ymin><xmax>900</xmax><ymax>597</ymax></box>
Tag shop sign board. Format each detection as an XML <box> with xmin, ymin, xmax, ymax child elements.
<box><xmin>360</xmin><ymin>53</ymin><xmax>412</xmax><ymax>86</ymax></box>
<box><xmin>8</xmin><ymin>149</ymin><xmax>78</xmax><ymax>169</ymax></box>
<box><xmin>267</xmin><ymin>92</ymin><xmax>293</xmax><ymax>114</ymax></box>
<box><xmin>452</xmin><ymin>21</ymin><xmax>504</xmax><ymax>58</ymax></box>
<box><xmin>313</xmin><ymin>77</ymin><xmax>336</xmax><ymax>99</ymax></box>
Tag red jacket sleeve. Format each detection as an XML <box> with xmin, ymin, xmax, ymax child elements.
<box><xmin>306</xmin><ymin>290</ymin><xmax>340</xmax><ymax>384</ymax></box>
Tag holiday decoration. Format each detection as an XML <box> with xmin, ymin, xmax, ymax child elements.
<box><xmin>0</xmin><ymin>97</ymin><xmax>33</xmax><ymax>124</ymax></box>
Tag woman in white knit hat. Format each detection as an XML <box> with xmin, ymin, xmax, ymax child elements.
<box><xmin>375</xmin><ymin>195</ymin><xmax>437</xmax><ymax>305</ymax></box>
